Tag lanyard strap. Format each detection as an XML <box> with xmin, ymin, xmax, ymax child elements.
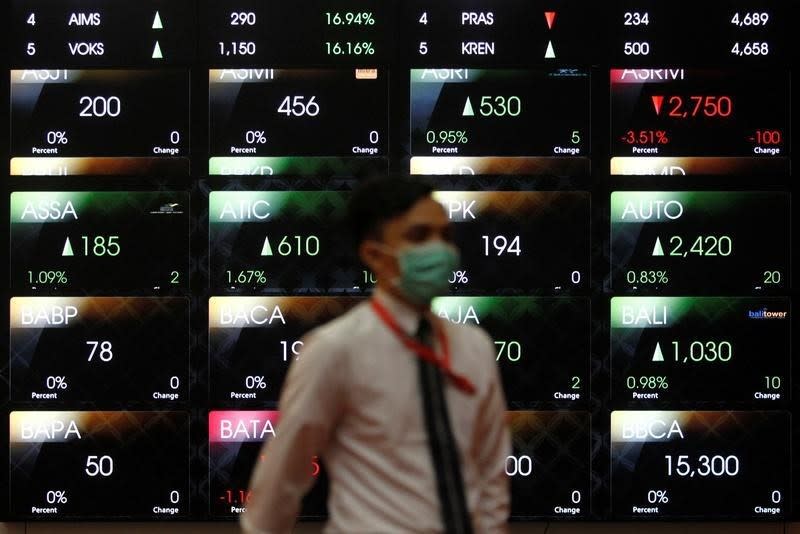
<box><xmin>371</xmin><ymin>299</ymin><xmax>476</xmax><ymax>395</ymax></box>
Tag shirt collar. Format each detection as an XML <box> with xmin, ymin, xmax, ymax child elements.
<box><xmin>372</xmin><ymin>288</ymin><xmax>425</xmax><ymax>337</ymax></box>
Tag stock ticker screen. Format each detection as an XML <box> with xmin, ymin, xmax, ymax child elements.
<box><xmin>0</xmin><ymin>0</ymin><xmax>795</xmax><ymax>524</ymax></box>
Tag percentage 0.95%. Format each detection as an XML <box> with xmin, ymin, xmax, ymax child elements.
<box><xmin>426</xmin><ymin>130</ymin><xmax>469</xmax><ymax>144</ymax></box>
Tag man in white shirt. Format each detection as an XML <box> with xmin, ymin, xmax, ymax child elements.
<box><xmin>241</xmin><ymin>177</ymin><xmax>511</xmax><ymax>533</ymax></box>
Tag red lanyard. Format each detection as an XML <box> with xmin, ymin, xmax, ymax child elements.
<box><xmin>371</xmin><ymin>299</ymin><xmax>476</xmax><ymax>395</ymax></box>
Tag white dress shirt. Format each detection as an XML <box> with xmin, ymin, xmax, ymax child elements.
<box><xmin>241</xmin><ymin>289</ymin><xmax>512</xmax><ymax>534</ymax></box>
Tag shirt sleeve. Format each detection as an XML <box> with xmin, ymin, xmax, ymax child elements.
<box><xmin>240</xmin><ymin>330</ymin><xmax>347</xmax><ymax>534</ymax></box>
<box><xmin>473</xmin><ymin>331</ymin><xmax>512</xmax><ymax>533</ymax></box>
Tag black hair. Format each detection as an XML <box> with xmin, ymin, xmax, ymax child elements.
<box><xmin>347</xmin><ymin>175</ymin><xmax>435</xmax><ymax>246</ymax></box>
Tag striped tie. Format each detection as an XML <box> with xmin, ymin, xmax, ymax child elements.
<box><xmin>415</xmin><ymin>317</ymin><xmax>473</xmax><ymax>533</ymax></box>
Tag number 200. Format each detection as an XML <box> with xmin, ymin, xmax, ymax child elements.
<box><xmin>79</xmin><ymin>96</ymin><xmax>121</xmax><ymax>117</ymax></box>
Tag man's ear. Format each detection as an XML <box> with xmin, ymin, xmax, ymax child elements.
<box><xmin>359</xmin><ymin>240</ymin><xmax>384</xmax><ymax>273</ymax></box>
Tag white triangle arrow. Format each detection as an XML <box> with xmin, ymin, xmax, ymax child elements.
<box><xmin>152</xmin><ymin>11</ymin><xmax>163</xmax><ymax>30</ymax></box>
<box><xmin>62</xmin><ymin>237</ymin><xmax>74</xmax><ymax>256</ymax></box>
<box><xmin>152</xmin><ymin>41</ymin><xmax>163</xmax><ymax>59</ymax></box>
<box><xmin>652</xmin><ymin>342</ymin><xmax>664</xmax><ymax>362</ymax></box>
<box><xmin>652</xmin><ymin>237</ymin><xmax>664</xmax><ymax>256</ymax></box>
<box><xmin>462</xmin><ymin>97</ymin><xmax>475</xmax><ymax>117</ymax></box>
<box><xmin>545</xmin><ymin>41</ymin><xmax>556</xmax><ymax>59</ymax></box>
<box><xmin>260</xmin><ymin>236</ymin><xmax>273</xmax><ymax>256</ymax></box>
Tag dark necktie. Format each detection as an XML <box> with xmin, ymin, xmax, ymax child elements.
<box><xmin>415</xmin><ymin>317</ymin><xmax>473</xmax><ymax>534</ymax></box>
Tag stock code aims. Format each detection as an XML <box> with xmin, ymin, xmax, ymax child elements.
<box><xmin>0</xmin><ymin>0</ymin><xmax>795</xmax><ymax>523</ymax></box>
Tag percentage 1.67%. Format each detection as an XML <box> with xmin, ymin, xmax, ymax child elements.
<box><xmin>226</xmin><ymin>270</ymin><xmax>267</xmax><ymax>285</ymax></box>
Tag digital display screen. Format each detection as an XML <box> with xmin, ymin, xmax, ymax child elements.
<box><xmin>209</xmin><ymin>297</ymin><xmax>363</xmax><ymax>403</ymax></box>
<box><xmin>9</xmin><ymin>411</ymin><xmax>190</xmax><ymax>518</ymax></box>
<box><xmin>611</xmin><ymin>297</ymin><xmax>790</xmax><ymax>403</ymax></box>
<box><xmin>204</xmin><ymin>0</ymin><xmax>388</xmax><ymax>64</ymax></box>
<box><xmin>10</xmin><ymin>297</ymin><xmax>189</xmax><ymax>403</ymax></box>
<box><xmin>1</xmin><ymin>0</ymin><xmax>796</xmax><ymax>525</ymax></box>
<box><xmin>10</xmin><ymin>70</ymin><xmax>190</xmax><ymax>176</ymax></box>
<box><xmin>10</xmin><ymin>192</ymin><xmax>190</xmax><ymax>292</ymax></box>
<box><xmin>610</xmin><ymin>69</ymin><xmax>790</xmax><ymax>175</ymax></box>
<box><xmin>507</xmin><ymin>411</ymin><xmax>590</xmax><ymax>519</ymax></box>
<box><xmin>610</xmin><ymin>192</ymin><xmax>790</xmax><ymax>293</ymax></box>
<box><xmin>433</xmin><ymin>298</ymin><xmax>589</xmax><ymax>405</ymax></box>
<box><xmin>209</xmin><ymin>68</ymin><xmax>387</xmax><ymax>177</ymax></box>
<box><xmin>611</xmin><ymin>411</ymin><xmax>790</xmax><ymax>518</ymax></box>
<box><xmin>410</xmin><ymin>69</ymin><xmax>590</xmax><ymax>175</ymax></box>
<box><xmin>434</xmin><ymin>191</ymin><xmax>590</xmax><ymax>293</ymax></box>
<box><xmin>403</xmin><ymin>0</ymin><xmax>590</xmax><ymax>65</ymax></box>
<box><xmin>208</xmin><ymin>191</ymin><xmax>360</xmax><ymax>293</ymax></box>
<box><xmin>10</xmin><ymin>0</ymin><xmax>194</xmax><ymax>66</ymax></box>
<box><xmin>208</xmin><ymin>411</ymin><xmax>327</xmax><ymax>518</ymax></box>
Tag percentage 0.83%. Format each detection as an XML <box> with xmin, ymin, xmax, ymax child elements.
<box><xmin>28</xmin><ymin>270</ymin><xmax>69</xmax><ymax>284</ymax></box>
<box><xmin>625</xmin><ymin>270</ymin><xmax>669</xmax><ymax>285</ymax></box>
<box><xmin>325</xmin><ymin>41</ymin><xmax>375</xmax><ymax>56</ymax></box>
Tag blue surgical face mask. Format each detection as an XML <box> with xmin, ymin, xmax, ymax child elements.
<box><xmin>377</xmin><ymin>241</ymin><xmax>460</xmax><ymax>305</ymax></box>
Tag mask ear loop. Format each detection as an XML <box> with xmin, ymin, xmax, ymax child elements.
<box><xmin>365</xmin><ymin>241</ymin><xmax>405</xmax><ymax>293</ymax></box>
